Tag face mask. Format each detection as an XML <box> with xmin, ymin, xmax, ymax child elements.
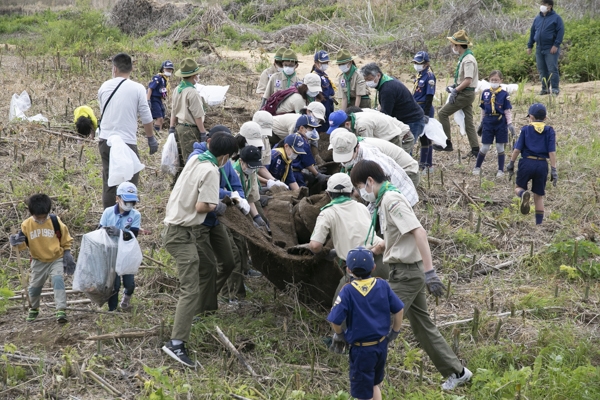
<box><xmin>540</xmin><ymin>5</ymin><xmax>548</xmax><ymax>13</ymax></box>
<box><xmin>360</xmin><ymin>182</ymin><xmax>376</xmax><ymax>203</ymax></box>
<box><xmin>276</xmin><ymin>66</ymin><xmax>283</xmax><ymax>72</ymax></box>
<box><xmin>305</xmin><ymin>129</ymin><xmax>319</xmax><ymax>141</ymax></box>
<box><xmin>366</xmin><ymin>80</ymin><xmax>378</xmax><ymax>88</ymax></box>
<box><xmin>33</xmin><ymin>216</ymin><xmax>49</xmax><ymax>224</ymax></box>
<box><xmin>283</xmin><ymin>66</ymin><xmax>295</xmax><ymax>75</ymax></box>
<box><xmin>163</xmin><ymin>71</ymin><xmax>172</xmax><ymax>77</ymax></box>
<box><xmin>243</xmin><ymin>167</ymin><xmax>254</xmax><ymax>176</ymax></box>
<box><xmin>194</xmin><ymin>76</ymin><xmax>200</xmax><ymax>84</ymax></box>
<box><xmin>414</xmin><ymin>64</ymin><xmax>424</xmax><ymax>72</ymax></box>
<box><xmin>307</xmin><ymin>90</ymin><xmax>320</xmax><ymax>98</ymax></box>
<box><xmin>452</xmin><ymin>46</ymin><xmax>459</xmax><ymax>55</ymax></box>
<box><xmin>288</xmin><ymin>151</ymin><xmax>298</xmax><ymax>161</ymax></box>
<box><xmin>218</xmin><ymin>156</ymin><xmax>228</xmax><ymax>167</ymax></box>
<box><xmin>321</xmin><ymin>64</ymin><xmax>329</xmax><ymax>71</ymax></box>
<box><xmin>339</xmin><ymin>64</ymin><xmax>350</xmax><ymax>73</ymax></box>
<box><xmin>121</xmin><ymin>203</ymin><xmax>134</xmax><ymax>212</ymax></box>
<box><xmin>490</xmin><ymin>82</ymin><xmax>501</xmax><ymax>89</ymax></box>
<box><xmin>341</xmin><ymin>158</ymin><xmax>356</xmax><ymax>169</ymax></box>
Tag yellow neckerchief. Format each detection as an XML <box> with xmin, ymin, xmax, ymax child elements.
<box><xmin>274</xmin><ymin>148</ymin><xmax>292</xmax><ymax>182</ymax></box>
<box><xmin>350</xmin><ymin>277</ymin><xmax>376</xmax><ymax>297</ymax></box>
<box><xmin>159</xmin><ymin>73</ymin><xmax>171</xmax><ymax>96</ymax></box>
<box><xmin>531</xmin><ymin>122</ymin><xmax>546</xmax><ymax>134</ymax></box>
<box><xmin>489</xmin><ymin>86</ymin><xmax>503</xmax><ymax>114</ymax></box>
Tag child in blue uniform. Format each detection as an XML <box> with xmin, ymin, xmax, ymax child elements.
<box><xmin>328</xmin><ymin>247</ymin><xmax>404</xmax><ymax>400</ymax></box>
<box><xmin>268</xmin><ymin>134</ymin><xmax>306</xmax><ymax>190</ymax></box>
<box><xmin>507</xmin><ymin>103</ymin><xmax>557</xmax><ymax>225</ymax></box>
<box><xmin>147</xmin><ymin>60</ymin><xmax>174</xmax><ymax>133</ymax></box>
<box><xmin>412</xmin><ymin>51</ymin><xmax>436</xmax><ymax>173</ymax></box>
<box><xmin>473</xmin><ymin>70</ymin><xmax>515</xmax><ymax>178</ymax></box>
<box><xmin>311</xmin><ymin>50</ymin><xmax>336</xmax><ymax>133</ymax></box>
<box><xmin>285</xmin><ymin>115</ymin><xmax>329</xmax><ymax>187</ymax></box>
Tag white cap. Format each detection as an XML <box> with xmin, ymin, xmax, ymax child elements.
<box><xmin>303</xmin><ymin>101</ymin><xmax>326</xmax><ymax>121</ymax></box>
<box><xmin>330</xmin><ymin>129</ymin><xmax>357</xmax><ymax>163</ymax></box>
<box><xmin>116</xmin><ymin>181</ymin><xmax>139</xmax><ymax>202</ymax></box>
<box><xmin>328</xmin><ymin>127</ymin><xmax>351</xmax><ymax>150</ymax></box>
<box><xmin>252</xmin><ymin>110</ymin><xmax>273</xmax><ymax>137</ymax></box>
<box><xmin>239</xmin><ymin>121</ymin><xmax>264</xmax><ymax>148</ymax></box>
<box><xmin>303</xmin><ymin>73</ymin><xmax>322</xmax><ymax>93</ymax></box>
<box><xmin>327</xmin><ymin>173</ymin><xmax>353</xmax><ymax>193</ymax></box>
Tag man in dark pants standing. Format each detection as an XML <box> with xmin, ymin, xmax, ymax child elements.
<box><xmin>97</xmin><ymin>53</ymin><xmax>158</xmax><ymax>209</ymax></box>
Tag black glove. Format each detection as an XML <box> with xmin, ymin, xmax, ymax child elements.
<box><xmin>424</xmin><ymin>269</ymin><xmax>445</xmax><ymax>297</ymax></box>
<box><xmin>104</xmin><ymin>226</ymin><xmax>120</xmax><ymax>237</ymax></box>
<box><xmin>253</xmin><ymin>214</ymin><xmax>267</xmax><ymax>228</ymax></box>
<box><xmin>147</xmin><ymin>136</ymin><xmax>159</xmax><ymax>155</ymax></box>
<box><xmin>423</xmin><ymin>115</ymin><xmax>429</xmax><ymax>124</ymax></box>
<box><xmin>329</xmin><ymin>332</ymin><xmax>347</xmax><ymax>354</ymax></box>
<box><xmin>315</xmin><ymin>173</ymin><xmax>330</xmax><ymax>184</ymax></box>
<box><xmin>63</xmin><ymin>250</ymin><xmax>76</xmax><ymax>275</ymax></box>
<box><xmin>287</xmin><ymin>243</ymin><xmax>314</xmax><ymax>256</ymax></box>
<box><xmin>9</xmin><ymin>231</ymin><xmax>26</xmax><ymax>246</ymax></box>
<box><xmin>325</xmin><ymin>249</ymin><xmax>337</xmax><ymax>261</ymax></box>
<box><xmin>550</xmin><ymin>167</ymin><xmax>558</xmax><ymax>187</ymax></box>
<box><xmin>506</xmin><ymin>160</ymin><xmax>515</xmax><ymax>181</ymax></box>
<box><xmin>200</xmin><ymin>132</ymin><xmax>207</xmax><ymax>142</ymax></box>
<box><xmin>387</xmin><ymin>329</ymin><xmax>400</xmax><ymax>344</ymax></box>
<box><xmin>214</xmin><ymin>201</ymin><xmax>227</xmax><ymax>216</ymax></box>
<box><xmin>259</xmin><ymin>195</ymin><xmax>271</xmax><ymax>208</ymax></box>
<box><xmin>477</xmin><ymin>125</ymin><xmax>483</xmax><ymax>137</ymax></box>
<box><xmin>168</xmin><ymin>126</ymin><xmax>176</xmax><ymax>135</ymax></box>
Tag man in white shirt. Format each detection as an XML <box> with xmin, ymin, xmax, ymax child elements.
<box><xmin>98</xmin><ymin>53</ymin><xmax>157</xmax><ymax>208</ymax></box>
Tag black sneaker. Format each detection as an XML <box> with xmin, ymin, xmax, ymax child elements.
<box><xmin>433</xmin><ymin>140</ymin><xmax>453</xmax><ymax>152</ymax></box>
<box><xmin>244</xmin><ymin>269</ymin><xmax>262</xmax><ymax>278</ymax></box>
<box><xmin>539</xmin><ymin>90</ymin><xmax>549</xmax><ymax>95</ymax></box>
<box><xmin>162</xmin><ymin>340</ymin><xmax>195</xmax><ymax>368</ymax></box>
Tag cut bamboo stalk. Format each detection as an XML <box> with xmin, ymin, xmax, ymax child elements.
<box><xmin>215</xmin><ymin>325</ymin><xmax>259</xmax><ymax>378</ymax></box>
<box><xmin>85</xmin><ymin>327</ymin><xmax>158</xmax><ymax>341</ymax></box>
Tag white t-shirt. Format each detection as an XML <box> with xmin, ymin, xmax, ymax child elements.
<box><xmin>98</xmin><ymin>77</ymin><xmax>153</xmax><ymax>145</ymax></box>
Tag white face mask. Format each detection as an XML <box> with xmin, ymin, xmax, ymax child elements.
<box><xmin>540</xmin><ymin>5</ymin><xmax>548</xmax><ymax>13</ymax></box>
<box><xmin>490</xmin><ymin>82</ymin><xmax>501</xmax><ymax>89</ymax></box>
<box><xmin>452</xmin><ymin>46</ymin><xmax>460</xmax><ymax>55</ymax></box>
<box><xmin>119</xmin><ymin>200</ymin><xmax>135</xmax><ymax>212</ymax></box>
<box><xmin>283</xmin><ymin>66</ymin><xmax>295</xmax><ymax>76</ymax></box>
<box><xmin>366</xmin><ymin>80</ymin><xmax>378</xmax><ymax>88</ymax></box>
<box><xmin>288</xmin><ymin>151</ymin><xmax>298</xmax><ymax>161</ymax></box>
<box><xmin>339</xmin><ymin>64</ymin><xmax>351</xmax><ymax>73</ymax></box>
<box><xmin>321</xmin><ymin>64</ymin><xmax>329</xmax><ymax>71</ymax></box>
<box><xmin>163</xmin><ymin>71</ymin><xmax>172</xmax><ymax>77</ymax></box>
<box><xmin>341</xmin><ymin>158</ymin><xmax>356</xmax><ymax>169</ymax></box>
<box><xmin>305</xmin><ymin>129</ymin><xmax>319</xmax><ymax>141</ymax></box>
<box><xmin>307</xmin><ymin>90</ymin><xmax>320</xmax><ymax>98</ymax></box>
<box><xmin>243</xmin><ymin>167</ymin><xmax>254</xmax><ymax>176</ymax></box>
<box><xmin>277</xmin><ymin>66</ymin><xmax>283</xmax><ymax>72</ymax></box>
<box><xmin>359</xmin><ymin>182</ymin><xmax>376</xmax><ymax>203</ymax></box>
<box><xmin>414</xmin><ymin>64</ymin><xmax>424</xmax><ymax>72</ymax></box>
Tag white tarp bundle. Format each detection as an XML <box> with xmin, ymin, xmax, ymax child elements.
<box><xmin>9</xmin><ymin>91</ymin><xmax>48</xmax><ymax>123</ymax></box>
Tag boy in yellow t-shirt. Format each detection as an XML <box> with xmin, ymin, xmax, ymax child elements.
<box><xmin>9</xmin><ymin>194</ymin><xmax>75</xmax><ymax>323</ymax></box>
<box><xmin>73</xmin><ymin>105</ymin><xmax>98</xmax><ymax>139</ymax></box>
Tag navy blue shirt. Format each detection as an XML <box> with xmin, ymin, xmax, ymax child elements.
<box><xmin>479</xmin><ymin>89</ymin><xmax>512</xmax><ymax>117</ymax></box>
<box><xmin>413</xmin><ymin>68</ymin><xmax>436</xmax><ymax>104</ymax></box>
<box><xmin>378</xmin><ymin>78</ymin><xmax>424</xmax><ymax>124</ymax></box>
<box><xmin>528</xmin><ymin>10</ymin><xmax>564</xmax><ymax>51</ymax></box>
<box><xmin>268</xmin><ymin>149</ymin><xmax>297</xmax><ymax>186</ymax></box>
<box><xmin>148</xmin><ymin>74</ymin><xmax>168</xmax><ymax>99</ymax></box>
<box><xmin>327</xmin><ymin>278</ymin><xmax>404</xmax><ymax>344</ymax></box>
<box><xmin>312</xmin><ymin>68</ymin><xmax>335</xmax><ymax>132</ymax></box>
<box><xmin>515</xmin><ymin>124</ymin><xmax>556</xmax><ymax>159</ymax></box>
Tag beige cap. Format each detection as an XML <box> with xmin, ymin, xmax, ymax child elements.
<box><xmin>330</xmin><ymin>129</ymin><xmax>358</xmax><ymax>163</ymax></box>
<box><xmin>252</xmin><ymin>111</ymin><xmax>273</xmax><ymax>137</ymax></box>
<box><xmin>328</xmin><ymin>127</ymin><xmax>351</xmax><ymax>150</ymax></box>
<box><xmin>303</xmin><ymin>73</ymin><xmax>322</xmax><ymax>93</ymax></box>
<box><xmin>327</xmin><ymin>173</ymin><xmax>353</xmax><ymax>193</ymax></box>
<box><xmin>303</xmin><ymin>102</ymin><xmax>326</xmax><ymax>121</ymax></box>
<box><xmin>239</xmin><ymin>121</ymin><xmax>264</xmax><ymax>148</ymax></box>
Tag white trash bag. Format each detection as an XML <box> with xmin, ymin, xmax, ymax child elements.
<box><xmin>195</xmin><ymin>84</ymin><xmax>229</xmax><ymax>106</ymax></box>
<box><xmin>161</xmin><ymin>133</ymin><xmax>179</xmax><ymax>176</ymax></box>
<box><xmin>107</xmin><ymin>135</ymin><xmax>145</xmax><ymax>187</ymax></box>
<box><xmin>9</xmin><ymin>90</ymin><xmax>48</xmax><ymax>123</ymax></box>
<box><xmin>422</xmin><ymin>119</ymin><xmax>448</xmax><ymax>148</ymax></box>
<box><xmin>73</xmin><ymin>229</ymin><xmax>118</xmax><ymax>306</ymax></box>
<box><xmin>115</xmin><ymin>231</ymin><xmax>143</xmax><ymax>276</ymax></box>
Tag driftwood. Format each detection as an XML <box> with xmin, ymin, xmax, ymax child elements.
<box><xmin>474</xmin><ymin>260</ymin><xmax>515</xmax><ymax>276</ymax></box>
<box><xmin>229</xmin><ymin>395</ymin><xmax>252</xmax><ymax>400</ymax></box>
<box><xmin>85</xmin><ymin>327</ymin><xmax>158</xmax><ymax>341</ymax></box>
<box><xmin>215</xmin><ymin>325</ymin><xmax>260</xmax><ymax>378</ymax></box>
<box><xmin>84</xmin><ymin>370</ymin><xmax>121</xmax><ymax>396</ymax></box>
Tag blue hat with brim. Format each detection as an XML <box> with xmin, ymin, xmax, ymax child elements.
<box><xmin>116</xmin><ymin>182</ymin><xmax>139</xmax><ymax>202</ymax></box>
<box><xmin>528</xmin><ymin>103</ymin><xmax>547</xmax><ymax>120</ymax></box>
<box><xmin>162</xmin><ymin>60</ymin><xmax>174</xmax><ymax>70</ymax></box>
<box><xmin>284</xmin><ymin>134</ymin><xmax>307</xmax><ymax>154</ymax></box>
<box><xmin>412</xmin><ymin>51</ymin><xmax>430</xmax><ymax>64</ymax></box>
<box><xmin>346</xmin><ymin>246</ymin><xmax>375</xmax><ymax>276</ymax></box>
<box><xmin>326</xmin><ymin>110</ymin><xmax>348</xmax><ymax>134</ymax></box>
<box><xmin>314</xmin><ymin>50</ymin><xmax>330</xmax><ymax>63</ymax></box>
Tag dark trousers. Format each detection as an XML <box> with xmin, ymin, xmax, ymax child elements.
<box><xmin>108</xmin><ymin>274</ymin><xmax>135</xmax><ymax>311</ymax></box>
<box><xmin>99</xmin><ymin>139</ymin><xmax>140</xmax><ymax>209</ymax></box>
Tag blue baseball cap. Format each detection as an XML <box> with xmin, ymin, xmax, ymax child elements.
<box><xmin>116</xmin><ymin>182</ymin><xmax>139</xmax><ymax>202</ymax></box>
<box><xmin>161</xmin><ymin>60</ymin><xmax>174</xmax><ymax>70</ymax></box>
<box><xmin>326</xmin><ymin>110</ymin><xmax>348</xmax><ymax>134</ymax></box>
<box><xmin>314</xmin><ymin>50</ymin><xmax>330</xmax><ymax>63</ymax></box>
<box><xmin>346</xmin><ymin>247</ymin><xmax>375</xmax><ymax>276</ymax></box>
<box><xmin>295</xmin><ymin>115</ymin><xmax>321</xmax><ymax>130</ymax></box>
<box><xmin>284</xmin><ymin>134</ymin><xmax>307</xmax><ymax>154</ymax></box>
<box><xmin>412</xmin><ymin>51</ymin><xmax>430</xmax><ymax>64</ymax></box>
<box><xmin>528</xmin><ymin>103</ymin><xmax>547</xmax><ymax>120</ymax></box>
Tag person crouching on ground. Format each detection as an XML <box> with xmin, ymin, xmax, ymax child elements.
<box><xmin>267</xmin><ymin>133</ymin><xmax>306</xmax><ymax>191</ymax></box>
<box><xmin>73</xmin><ymin>105</ymin><xmax>97</xmax><ymax>139</ymax></box>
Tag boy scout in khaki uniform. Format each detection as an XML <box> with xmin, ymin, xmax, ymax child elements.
<box><xmin>335</xmin><ymin>49</ymin><xmax>371</xmax><ymax>110</ymax></box>
<box><xmin>261</xmin><ymin>49</ymin><xmax>301</xmax><ymax>106</ymax></box>
<box><xmin>256</xmin><ymin>47</ymin><xmax>286</xmax><ymax>99</ymax></box>
<box><xmin>169</xmin><ymin>58</ymin><xmax>207</xmax><ymax>168</ymax></box>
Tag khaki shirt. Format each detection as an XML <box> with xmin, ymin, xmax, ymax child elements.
<box><xmin>379</xmin><ymin>191</ymin><xmax>422</xmax><ymax>264</ymax></box>
<box><xmin>256</xmin><ymin>65</ymin><xmax>278</xmax><ymax>95</ymax></box>
<box><xmin>354</xmin><ymin>111</ymin><xmax>410</xmax><ymax>142</ymax></box>
<box><xmin>311</xmin><ymin>200</ymin><xmax>382</xmax><ymax>260</ymax></box>
<box><xmin>261</xmin><ymin>136</ymin><xmax>272</xmax><ymax>165</ymax></box>
<box><xmin>337</xmin><ymin>71</ymin><xmax>370</xmax><ymax>100</ymax></box>
<box><xmin>361</xmin><ymin>137</ymin><xmax>419</xmax><ymax>176</ymax></box>
<box><xmin>263</xmin><ymin>71</ymin><xmax>300</xmax><ymax>100</ymax></box>
<box><xmin>164</xmin><ymin>159</ymin><xmax>219</xmax><ymax>226</ymax></box>
<box><xmin>171</xmin><ymin>86</ymin><xmax>205</xmax><ymax>126</ymax></box>
<box><xmin>459</xmin><ymin>54</ymin><xmax>479</xmax><ymax>89</ymax></box>
<box><xmin>272</xmin><ymin>114</ymin><xmax>300</xmax><ymax>139</ymax></box>
<box><xmin>234</xmin><ymin>168</ymin><xmax>260</xmax><ymax>203</ymax></box>
<box><xmin>277</xmin><ymin>93</ymin><xmax>307</xmax><ymax>115</ymax></box>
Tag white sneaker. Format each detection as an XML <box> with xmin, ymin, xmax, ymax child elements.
<box><xmin>496</xmin><ymin>170</ymin><xmax>505</xmax><ymax>178</ymax></box>
<box><xmin>442</xmin><ymin>367</ymin><xmax>473</xmax><ymax>390</ymax></box>
<box><xmin>472</xmin><ymin>168</ymin><xmax>481</xmax><ymax>176</ymax></box>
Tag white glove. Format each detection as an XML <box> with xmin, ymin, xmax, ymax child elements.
<box><xmin>275</xmin><ymin>181</ymin><xmax>289</xmax><ymax>189</ymax></box>
<box><xmin>267</xmin><ymin>179</ymin><xmax>289</xmax><ymax>190</ymax></box>
<box><xmin>237</xmin><ymin>198</ymin><xmax>250</xmax><ymax>215</ymax></box>
<box><xmin>230</xmin><ymin>191</ymin><xmax>241</xmax><ymax>200</ymax></box>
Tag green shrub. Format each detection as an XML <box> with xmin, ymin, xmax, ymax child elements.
<box><xmin>561</xmin><ymin>18</ymin><xmax>600</xmax><ymax>82</ymax></box>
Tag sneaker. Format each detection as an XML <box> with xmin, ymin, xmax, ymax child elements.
<box><xmin>496</xmin><ymin>170</ymin><xmax>505</xmax><ymax>178</ymax></box>
<box><xmin>120</xmin><ymin>294</ymin><xmax>132</xmax><ymax>310</ymax></box>
<box><xmin>472</xmin><ymin>167</ymin><xmax>481</xmax><ymax>176</ymax></box>
<box><xmin>421</xmin><ymin>167</ymin><xmax>434</xmax><ymax>176</ymax></box>
<box><xmin>539</xmin><ymin>90</ymin><xmax>549</xmax><ymax>95</ymax></box>
<box><xmin>26</xmin><ymin>308</ymin><xmax>39</xmax><ymax>322</ymax></box>
<box><xmin>56</xmin><ymin>310</ymin><xmax>67</xmax><ymax>323</ymax></box>
<box><xmin>520</xmin><ymin>190</ymin><xmax>531</xmax><ymax>215</ymax></box>
<box><xmin>162</xmin><ymin>340</ymin><xmax>195</xmax><ymax>368</ymax></box>
<box><xmin>442</xmin><ymin>367</ymin><xmax>473</xmax><ymax>390</ymax></box>
<box><xmin>551</xmin><ymin>90</ymin><xmax>560</xmax><ymax>96</ymax></box>
<box><xmin>244</xmin><ymin>269</ymin><xmax>262</xmax><ymax>278</ymax></box>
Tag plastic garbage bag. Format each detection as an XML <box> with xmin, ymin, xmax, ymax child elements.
<box><xmin>9</xmin><ymin>91</ymin><xmax>48</xmax><ymax>123</ymax></box>
<box><xmin>115</xmin><ymin>231</ymin><xmax>143</xmax><ymax>276</ymax></box>
<box><xmin>454</xmin><ymin>110</ymin><xmax>467</xmax><ymax>136</ymax></box>
<box><xmin>107</xmin><ymin>135</ymin><xmax>145</xmax><ymax>187</ymax></box>
<box><xmin>195</xmin><ymin>84</ymin><xmax>229</xmax><ymax>106</ymax></box>
<box><xmin>422</xmin><ymin>119</ymin><xmax>448</xmax><ymax>148</ymax></box>
<box><xmin>160</xmin><ymin>133</ymin><xmax>179</xmax><ymax>176</ymax></box>
<box><xmin>73</xmin><ymin>229</ymin><xmax>118</xmax><ymax>306</ymax></box>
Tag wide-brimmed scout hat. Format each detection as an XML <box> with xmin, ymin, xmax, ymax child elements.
<box><xmin>331</xmin><ymin>129</ymin><xmax>358</xmax><ymax>163</ymax></box>
<box><xmin>447</xmin><ymin>30</ymin><xmax>472</xmax><ymax>46</ymax></box>
<box><xmin>327</xmin><ymin>173</ymin><xmax>353</xmax><ymax>193</ymax></box>
<box><xmin>239</xmin><ymin>121</ymin><xmax>264</xmax><ymax>148</ymax></box>
<box><xmin>335</xmin><ymin>49</ymin><xmax>355</xmax><ymax>65</ymax></box>
<box><xmin>274</xmin><ymin>47</ymin><xmax>287</xmax><ymax>61</ymax></box>
<box><xmin>281</xmin><ymin>49</ymin><xmax>301</xmax><ymax>63</ymax></box>
<box><xmin>252</xmin><ymin>111</ymin><xmax>273</xmax><ymax>137</ymax></box>
<box><xmin>175</xmin><ymin>58</ymin><xmax>200</xmax><ymax>77</ymax></box>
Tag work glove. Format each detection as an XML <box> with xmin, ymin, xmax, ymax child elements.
<box><xmin>508</xmin><ymin>124</ymin><xmax>515</xmax><ymax>137</ymax></box>
<box><xmin>477</xmin><ymin>125</ymin><xmax>483</xmax><ymax>137</ymax></box>
<box><xmin>325</xmin><ymin>249</ymin><xmax>337</xmax><ymax>261</ymax></box>
<box><xmin>253</xmin><ymin>214</ymin><xmax>267</xmax><ymax>228</ymax></box>
<box><xmin>266</xmin><ymin>179</ymin><xmax>288</xmax><ymax>190</ymax></box>
<box><xmin>168</xmin><ymin>126</ymin><xmax>176</xmax><ymax>135</ymax></box>
<box><xmin>424</xmin><ymin>269</ymin><xmax>445</xmax><ymax>297</ymax></box>
<box><xmin>214</xmin><ymin>201</ymin><xmax>227</xmax><ymax>216</ymax></box>
<box><xmin>200</xmin><ymin>132</ymin><xmax>207</xmax><ymax>142</ymax></box>
<box><xmin>63</xmin><ymin>250</ymin><xmax>76</xmax><ymax>275</ymax></box>
<box><xmin>550</xmin><ymin>167</ymin><xmax>558</xmax><ymax>187</ymax></box>
<box><xmin>147</xmin><ymin>136</ymin><xmax>159</xmax><ymax>155</ymax></box>
<box><xmin>236</xmin><ymin>198</ymin><xmax>250</xmax><ymax>215</ymax></box>
<box><xmin>287</xmin><ymin>243</ymin><xmax>314</xmax><ymax>256</ymax></box>
<box><xmin>423</xmin><ymin>115</ymin><xmax>429</xmax><ymax>124</ymax></box>
<box><xmin>147</xmin><ymin>100</ymin><xmax>152</xmax><ymax>110</ymax></box>
<box><xmin>386</xmin><ymin>329</ymin><xmax>401</xmax><ymax>344</ymax></box>
<box><xmin>506</xmin><ymin>160</ymin><xmax>515</xmax><ymax>181</ymax></box>
<box><xmin>104</xmin><ymin>226</ymin><xmax>120</xmax><ymax>237</ymax></box>
<box><xmin>259</xmin><ymin>195</ymin><xmax>272</xmax><ymax>207</ymax></box>
<box><xmin>315</xmin><ymin>173</ymin><xmax>330</xmax><ymax>184</ymax></box>
<box><xmin>329</xmin><ymin>332</ymin><xmax>347</xmax><ymax>354</ymax></box>
<box><xmin>446</xmin><ymin>87</ymin><xmax>458</xmax><ymax>104</ymax></box>
<box><xmin>9</xmin><ymin>231</ymin><xmax>26</xmax><ymax>246</ymax></box>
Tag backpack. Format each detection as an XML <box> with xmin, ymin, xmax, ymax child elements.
<box><xmin>261</xmin><ymin>87</ymin><xmax>298</xmax><ymax>116</ymax></box>
<box><xmin>24</xmin><ymin>214</ymin><xmax>62</xmax><ymax>246</ymax></box>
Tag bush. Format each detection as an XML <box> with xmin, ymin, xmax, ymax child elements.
<box><xmin>561</xmin><ymin>18</ymin><xmax>600</xmax><ymax>82</ymax></box>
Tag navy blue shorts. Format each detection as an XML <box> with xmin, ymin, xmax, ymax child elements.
<box><xmin>481</xmin><ymin>118</ymin><xmax>507</xmax><ymax>144</ymax></box>
<box><xmin>516</xmin><ymin>157</ymin><xmax>548</xmax><ymax>196</ymax></box>
<box><xmin>150</xmin><ymin>98</ymin><xmax>165</xmax><ymax>119</ymax></box>
<box><xmin>349</xmin><ymin>340</ymin><xmax>388</xmax><ymax>399</ymax></box>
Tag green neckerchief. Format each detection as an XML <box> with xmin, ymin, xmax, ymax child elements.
<box><xmin>284</xmin><ymin>71</ymin><xmax>296</xmax><ymax>88</ymax></box>
<box><xmin>365</xmin><ymin>181</ymin><xmax>400</xmax><ymax>246</ymax></box>
<box><xmin>350</xmin><ymin>113</ymin><xmax>357</xmax><ymax>131</ymax></box>
<box><xmin>320</xmin><ymin>196</ymin><xmax>352</xmax><ymax>211</ymax></box>
<box><xmin>221</xmin><ymin>166</ymin><xmax>233</xmax><ymax>192</ymax></box>
<box><xmin>197</xmin><ymin>150</ymin><xmax>233</xmax><ymax>191</ymax></box>
<box><xmin>343</xmin><ymin>64</ymin><xmax>357</xmax><ymax>104</ymax></box>
<box><xmin>233</xmin><ymin>160</ymin><xmax>251</xmax><ymax>195</ymax></box>
<box><xmin>454</xmin><ymin>49</ymin><xmax>474</xmax><ymax>86</ymax></box>
<box><xmin>373</xmin><ymin>74</ymin><xmax>394</xmax><ymax>108</ymax></box>
<box><xmin>177</xmin><ymin>80</ymin><xmax>195</xmax><ymax>94</ymax></box>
